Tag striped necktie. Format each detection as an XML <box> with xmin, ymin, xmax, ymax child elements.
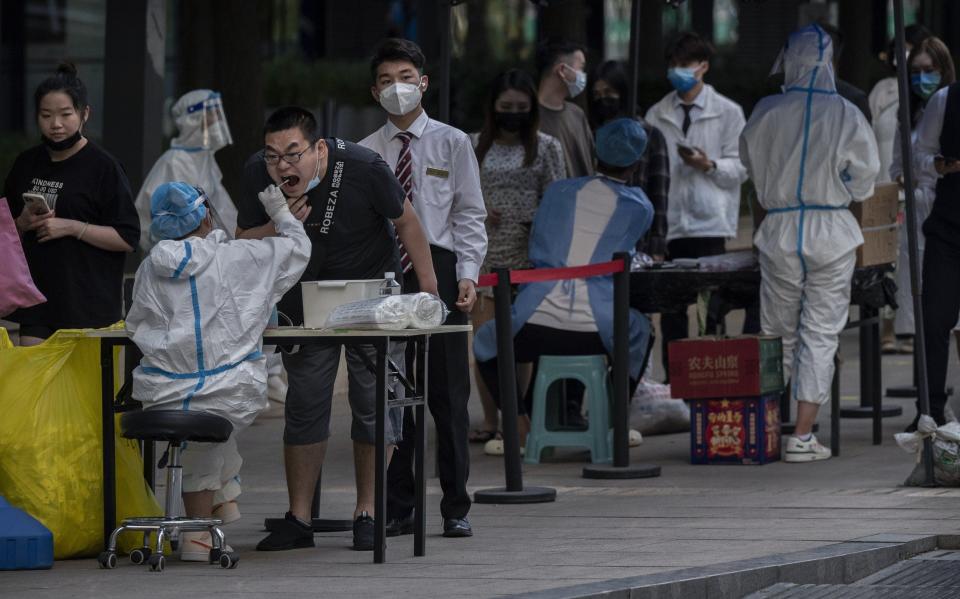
<box><xmin>394</xmin><ymin>131</ymin><xmax>414</xmax><ymax>273</ymax></box>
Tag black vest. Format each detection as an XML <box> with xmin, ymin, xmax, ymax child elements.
<box><xmin>928</xmin><ymin>83</ymin><xmax>960</xmax><ymax>235</ymax></box>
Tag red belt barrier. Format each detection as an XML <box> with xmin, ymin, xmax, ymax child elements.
<box><xmin>476</xmin><ymin>259</ymin><xmax>625</xmax><ymax>288</ymax></box>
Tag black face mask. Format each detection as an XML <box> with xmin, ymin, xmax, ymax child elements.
<box><xmin>494</xmin><ymin>111</ymin><xmax>532</xmax><ymax>133</ymax></box>
<box><xmin>590</xmin><ymin>96</ymin><xmax>622</xmax><ymax>124</ymax></box>
<box><xmin>41</xmin><ymin>129</ymin><xmax>83</xmax><ymax>152</ymax></box>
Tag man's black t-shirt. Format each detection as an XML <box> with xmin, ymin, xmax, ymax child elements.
<box><xmin>3</xmin><ymin>142</ymin><xmax>140</xmax><ymax>329</ymax></box>
<box><xmin>237</xmin><ymin>137</ymin><xmax>404</xmax><ymax>324</ymax></box>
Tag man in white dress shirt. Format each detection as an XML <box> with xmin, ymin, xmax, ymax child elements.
<box><xmin>645</xmin><ymin>32</ymin><xmax>748</xmax><ymax>378</ymax></box>
<box><xmin>360</xmin><ymin>38</ymin><xmax>487</xmax><ymax>538</ymax></box>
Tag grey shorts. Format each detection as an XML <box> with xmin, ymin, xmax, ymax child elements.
<box><xmin>282</xmin><ymin>341</ymin><xmax>404</xmax><ymax>446</ymax></box>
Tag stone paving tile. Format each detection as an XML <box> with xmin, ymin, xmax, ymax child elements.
<box><xmin>6</xmin><ymin>334</ymin><xmax>960</xmax><ymax>598</ymax></box>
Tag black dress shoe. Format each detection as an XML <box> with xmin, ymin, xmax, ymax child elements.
<box><xmin>442</xmin><ymin>517</ymin><xmax>473</xmax><ymax>538</ymax></box>
<box><xmin>386</xmin><ymin>513</ymin><xmax>414</xmax><ymax>537</ymax></box>
<box><xmin>352</xmin><ymin>511</ymin><xmax>375</xmax><ymax>551</ymax></box>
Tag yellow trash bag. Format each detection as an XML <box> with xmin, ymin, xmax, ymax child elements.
<box><xmin>0</xmin><ymin>327</ymin><xmax>163</xmax><ymax>559</ymax></box>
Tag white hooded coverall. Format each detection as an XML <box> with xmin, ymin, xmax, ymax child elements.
<box><xmin>740</xmin><ymin>24</ymin><xmax>880</xmax><ymax>405</ymax></box>
<box><xmin>135</xmin><ymin>90</ymin><xmax>238</xmax><ymax>253</ymax></box>
<box><xmin>126</xmin><ymin>210</ymin><xmax>310</xmax><ymax>497</ymax></box>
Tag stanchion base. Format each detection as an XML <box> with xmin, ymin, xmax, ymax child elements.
<box><xmin>839</xmin><ymin>404</ymin><xmax>903</xmax><ymax>419</ymax></box>
<box><xmin>264</xmin><ymin>517</ymin><xmax>353</xmax><ymax>533</ymax></box>
<box><xmin>781</xmin><ymin>422</ymin><xmax>818</xmax><ymax>436</ymax></box>
<box><xmin>582</xmin><ymin>463</ymin><xmax>661</xmax><ymax>479</ymax></box>
<box><xmin>474</xmin><ymin>486</ymin><xmax>557</xmax><ymax>504</ymax></box>
<box><xmin>886</xmin><ymin>386</ymin><xmax>952</xmax><ymax>399</ymax></box>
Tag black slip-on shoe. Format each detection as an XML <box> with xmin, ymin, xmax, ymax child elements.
<box><xmin>352</xmin><ymin>511</ymin><xmax>375</xmax><ymax>551</ymax></box>
<box><xmin>256</xmin><ymin>512</ymin><xmax>315</xmax><ymax>551</ymax></box>
<box><xmin>442</xmin><ymin>517</ymin><xmax>473</xmax><ymax>538</ymax></box>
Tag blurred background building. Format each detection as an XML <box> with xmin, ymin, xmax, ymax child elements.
<box><xmin>1</xmin><ymin>0</ymin><xmax>958</xmax><ymax>203</ymax></box>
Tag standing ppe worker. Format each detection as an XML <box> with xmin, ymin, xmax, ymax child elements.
<box><xmin>740</xmin><ymin>24</ymin><xmax>880</xmax><ymax>462</ymax></box>
<box><xmin>126</xmin><ymin>181</ymin><xmax>310</xmax><ymax>560</ymax></box>
<box><xmin>135</xmin><ymin>90</ymin><xmax>237</xmax><ymax>252</ymax></box>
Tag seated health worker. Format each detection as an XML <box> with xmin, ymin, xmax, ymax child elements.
<box><xmin>473</xmin><ymin>118</ymin><xmax>654</xmax><ymax>446</ymax></box>
<box><xmin>126</xmin><ymin>182</ymin><xmax>310</xmax><ymax>561</ymax></box>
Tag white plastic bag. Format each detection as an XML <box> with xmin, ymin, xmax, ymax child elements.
<box><xmin>896</xmin><ymin>415</ymin><xmax>960</xmax><ymax>486</ymax></box>
<box><xmin>324</xmin><ymin>292</ymin><xmax>448</xmax><ymax>330</ymax></box>
<box><xmin>629</xmin><ymin>379</ymin><xmax>690</xmax><ymax>435</ymax></box>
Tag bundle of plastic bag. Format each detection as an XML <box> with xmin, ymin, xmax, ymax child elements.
<box><xmin>324</xmin><ymin>292</ymin><xmax>449</xmax><ymax>330</ymax></box>
<box><xmin>896</xmin><ymin>414</ymin><xmax>960</xmax><ymax>486</ymax></box>
<box><xmin>0</xmin><ymin>327</ymin><xmax>163</xmax><ymax>558</ymax></box>
<box><xmin>629</xmin><ymin>379</ymin><xmax>690</xmax><ymax>435</ymax></box>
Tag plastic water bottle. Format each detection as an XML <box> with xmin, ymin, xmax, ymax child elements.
<box><xmin>380</xmin><ymin>272</ymin><xmax>401</xmax><ymax>296</ymax></box>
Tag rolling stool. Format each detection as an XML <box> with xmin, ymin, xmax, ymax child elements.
<box><xmin>524</xmin><ymin>355</ymin><xmax>613</xmax><ymax>464</ymax></box>
<box><xmin>98</xmin><ymin>410</ymin><xmax>237</xmax><ymax>572</ymax></box>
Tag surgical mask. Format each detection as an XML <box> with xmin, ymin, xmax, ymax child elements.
<box><xmin>563</xmin><ymin>65</ymin><xmax>587</xmax><ymax>98</ymax></box>
<box><xmin>667</xmin><ymin>66</ymin><xmax>700</xmax><ymax>94</ymax></box>
<box><xmin>590</xmin><ymin>97</ymin><xmax>622</xmax><ymax>124</ymax></box>
<box><xmin>493</xmin><ymin>111</ymin><xmax>531</xmax><ymax>133</ymax></box>
<box><xmin>379</xmin><ymin>80</ymin><xmax>423</xmax><ymax>116</ymax></box>
<box><xmin>911</xmin><ymin>71</ymin><xmax>941</xmax><ymax>100</ymax></box>
<box><xmin>41</xmin><ymin>128</ymin><xmax>83</xmax><ymax>152</ymax></box>
<box><xmin>304</xmin><ymin>148</ymin><xmax>322</xmax><ymax>193</ymax></box>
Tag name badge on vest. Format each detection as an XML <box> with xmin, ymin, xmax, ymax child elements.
<box><xmin>425</xmin><ymin>167</ymin><xmax>449</xmax><ymax>179</ymax></box>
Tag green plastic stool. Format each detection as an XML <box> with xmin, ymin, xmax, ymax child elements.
<box><xmin>524</xmin><ymin>355</ymin><xmax>612</xmax><ymax>464</ymax></box>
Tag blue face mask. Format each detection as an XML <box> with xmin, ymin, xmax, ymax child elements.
<box><xmin>304</xmin><ymin>144</ymin><xmax>323</xmax><ymax>192</ymax></box>
<box><xmin>667</xmin><ymin>66</ymin><xmax>700</xmax><ymax>94</ymax></box>
<box><xmin>911</xmin><ymin>71</ymin><xmax>941</xmax><ymax>100</ymax></box>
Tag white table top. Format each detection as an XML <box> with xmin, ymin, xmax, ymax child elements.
<box><xmin>75</xmin><ymin>325</ymin><xmax>473</xmax><ymax>339</ymax></box>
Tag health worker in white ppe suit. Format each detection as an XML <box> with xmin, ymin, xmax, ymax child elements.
<box><xmin>740</xmin><ymin>24</ymin><xmax>880</xmax><ymax>463</ymax></box>
<box><xmin>126</xmin><ymin>181</ymin><xmax>309</xmax><ymax>560</ymax></box>
<box><xmin>135</xmin><ymin>90</ymin><xmax>237</xmax><ymax>252</ymax></box>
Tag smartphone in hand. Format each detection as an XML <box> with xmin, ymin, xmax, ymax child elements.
<box><xmin>677</xmin><ymin>143</ymin><xmax>696</xmax><ymax>158</ymax></box>
<box><xmin>22</xmin><ymin>192</ymin><xmax>51</xmax><ymax>215</ymax></box>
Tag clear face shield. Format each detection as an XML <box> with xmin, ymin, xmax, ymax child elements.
<box><xmin>186</xmin><ymin>93</ymin><xmax>233</xmax><ymax>151</ymax></box>
<box><xmin>193</xmin><ymin>185</ymin><xmax>233</xmax><ymax>239</ymax></box>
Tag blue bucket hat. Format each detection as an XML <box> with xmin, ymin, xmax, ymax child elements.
<box><xmin>596</xmin><ymin>118</ymin><xmax>648</xmax><ymax>168</ymax></box>
<box><xmin>150</xmin><ymin>181</ymin><xmax>207</xmax><ymax>242</ymax></box>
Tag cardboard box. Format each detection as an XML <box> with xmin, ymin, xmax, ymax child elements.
<box><xmin>668</xmin><ymin>336</ymin><xmax>783</xmax><ymax>400</ymax></box>
<box><xmin>690</xmin><ymin>395</ymin><xmax>781</xmax><ymax>464</ymax></box>
<box><xmin>850</xmin><ymin>183</ymin><xmax>899</xmax><ymax>267</ymax></box>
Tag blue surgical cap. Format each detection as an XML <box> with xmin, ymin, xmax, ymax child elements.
<box><xmin>596</xmin><ymin>118</ymin><xmax>648</xmax><ymax>168</ymax></box>
<box><xmin>150</xmin><ymin>181</ymin><xmax>207</xmax><ymax>241</ymax></box>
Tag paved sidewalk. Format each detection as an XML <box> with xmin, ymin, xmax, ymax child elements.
<box><xmin>3</xmin><ymin>325</ymin><xmax>959</xmax><ymax>598</ymax></box>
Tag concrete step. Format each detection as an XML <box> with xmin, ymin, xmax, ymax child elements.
<box><xmin>748</xmin><ymin>550</ymin><xmax>960</xmax><ymax>598</ymax></box>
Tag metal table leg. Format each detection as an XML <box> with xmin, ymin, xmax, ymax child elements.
<box><xmin>374</xmin><ymin>337</ymin><xmax>388</xmax><ymax>564</ymax></box>
<box><xmin>414</xmin><ymin>336</ymin><xmax>428</xmax><ymax>557</ymax></box>
<box><xmin>840</xmin><ymin>306</ymin><xmax>902</xmax><ymax>423</ymax></box>
<box><xmin>101</xmin><ymin>340</ymin><xmax>117</xmax><ymax>550</ymax></box>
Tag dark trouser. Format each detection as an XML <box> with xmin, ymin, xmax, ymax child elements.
<box><xmin>477</xmin><ymin>323</ymin><xmax>639</xmax><ymax>416</ymax></box>
<box><xmin>660</xmin><ymin>237</ymin><xmax>726</xmax><ymax>380</ymax></box>
<box><xmin>921</xmin><ymin>231</ymin><xmax>960</xmax><ymax>425</ymax></box>
<box><xmin>388</xmin><ymin>246</ymin><xmax>471</xmax><ymax>521</ymax></box>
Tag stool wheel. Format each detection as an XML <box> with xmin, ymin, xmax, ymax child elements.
<box><xmin>148</xmin><ymin>554</ymin><xmax>165</xmax><ymax>572</ymax></box>
<box><xmin>208</xmin><ymin>547</ymin><xmax>222</xmax><ymax>564</ymax></box>
<box><xmin>129</xmin><ymin>547</ymin><xmax>151</xmax><ymax>565</ymax></box>
<box><xmin>219</xmin><ymin>552</ymin><xmax>239</xmax><ymax>569</ymax></box>
<box><xmin>98</xmin><ymin>551</ymin><xmax>117</xmax><ymax>569</ymax></box>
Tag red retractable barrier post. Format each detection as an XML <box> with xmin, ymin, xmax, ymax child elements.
<box><xmin>474</xmin><ymin>268</ymin><xmax>557</xmax><ymax>504</ymax></box>
<box><xmin>583</xmin><ymin>253</ymin><xmax>661</xmax><ymax>479</ymax></box>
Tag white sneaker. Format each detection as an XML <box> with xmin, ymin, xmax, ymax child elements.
<box><xmin>179</xmin><ymin>531</ymin><xmax>233</xmax><ymax>562</ymax></box>
<box><xmin>628</xmin><ymin>429</ymin><xmax>643</xmax><ymax>447</ymax></box>
<box><xmin>784</xmin><ymin>434</ymin><xmax>831</xmax><ymax>463</ymax></box>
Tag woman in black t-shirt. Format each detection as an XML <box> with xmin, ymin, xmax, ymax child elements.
<box><xmin>4</xmin><ymin>63</ymin><xmax>139</xmax><ymax>345</ymax></box>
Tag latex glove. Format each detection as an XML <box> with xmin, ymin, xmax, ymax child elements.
<box><xmin>258</xmin><ymin>184</ymin><xmax>289</xmax><ymax>221</ymax></box>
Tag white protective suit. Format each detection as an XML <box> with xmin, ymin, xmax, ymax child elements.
<box><xmin>870</xmin><ymin>77</ymin><xmax>900</xmax><ymax>184</ymax></box>
<box><xmin>135</xmin><ymin>90</ymin><xmax>238</xmax><ymax>253</ymax></box>
<box><xmin>126</xmin><ymin>209</ymin><xmax>310</xmax><ymax>496</ymax></box>
<box><xmin>740</xmin><ymin>24</ymin><xmax>880</xmax><ymax>405</ymax></box>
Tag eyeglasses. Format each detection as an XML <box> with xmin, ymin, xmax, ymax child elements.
<box><xmin>263</xmin><ymin>143</ymin><xmax>316</xmax><ymax>166</ymax></box>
